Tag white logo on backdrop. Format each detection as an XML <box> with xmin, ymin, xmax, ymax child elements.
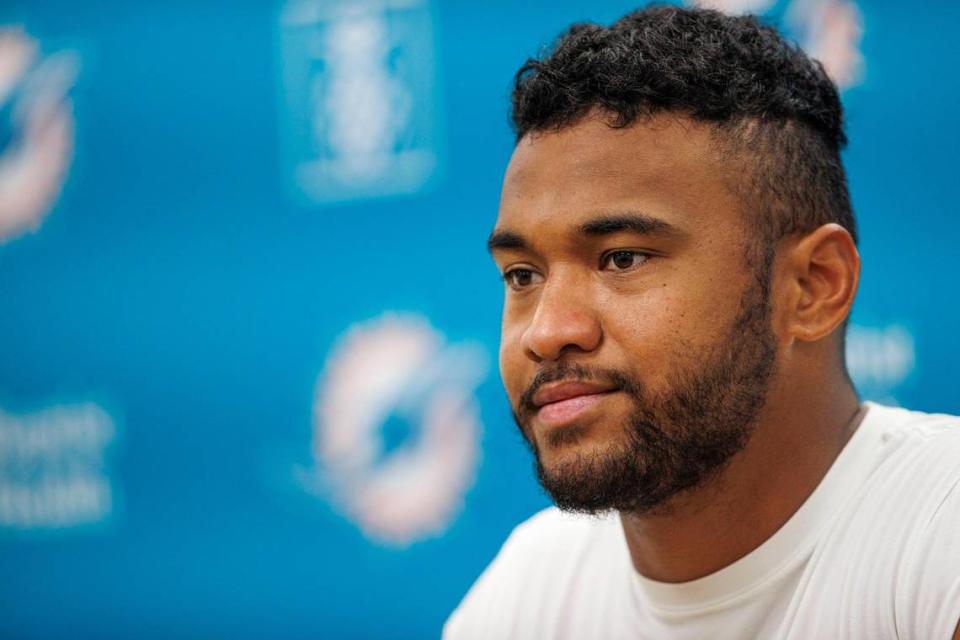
<box><xmin>308</xmin><ymin>313</ymin><xmax>486</xmax><ymax>546</ymax></box>
<box><xmin>690</xmin><ymin>0</ymin><xmax>864</xmax><ymax>89</ymax></box>
<box><xmin>0</xmin><ymin>27</ymin><xmax>78</xmax><ymax>242</ymax></box>
<box><xmin>0</xmin><ymin>403</ymin><xmax>116</xmax><ymax>530</ymax></box>
<box><xmin>846</xmin><ymin>324</ymin><xmax>915</xmax><ymax>404</ymax></box>
<box><xmin>695</xmin><ymin>0</ymin><xmax>777</xmax><ymax>15</ymax></box>
<box><xmin>279</xmin><ymin>0</ymin><xmax>440</xmax><ymax>203</ymax></box>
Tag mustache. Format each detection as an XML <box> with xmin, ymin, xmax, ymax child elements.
<box><xmin>517</xmin><ymin>363</ymin><xmax>636</xmax><ymax>419</ymax></box>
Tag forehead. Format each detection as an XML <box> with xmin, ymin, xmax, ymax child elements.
<box><xmin>498</xmin><ymin>113</ymin><xmax>744</xmax><ymax>237</ymax></box>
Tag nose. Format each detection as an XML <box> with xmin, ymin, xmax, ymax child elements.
<box><xmin>521</xmin><ymin>275</ymin><xmax>602</xmax><ymax>362</ymax></box>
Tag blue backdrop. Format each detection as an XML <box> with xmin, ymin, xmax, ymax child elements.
<box><xmin>0</xmin><ymin>0</ymin><xmax>957</xmax><ymax>637</ymax></box>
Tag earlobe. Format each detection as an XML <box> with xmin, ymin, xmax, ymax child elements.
<box><xmin>784</xmin><ymin>223</ymin><xmax>860</xmax><ymax>343</ymax></box>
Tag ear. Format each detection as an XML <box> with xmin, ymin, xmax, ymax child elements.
<box><xmin>781</xmin><ymin>223</ymin><xmax>860</xmax><ymax>343</ymax></box>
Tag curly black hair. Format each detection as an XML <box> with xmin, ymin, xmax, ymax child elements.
<box><xmin>511</xmin><ymin>5</ymin><xmax>857</xmax><ymax>268</ymax></box>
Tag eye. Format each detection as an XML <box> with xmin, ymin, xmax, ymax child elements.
<box><xmin>502</xmin><ymin>268</ymin><xmax>543</xmax><ymax>291</ymax></box>
<box><xmin>601</xmin><ymin>250</ymin><xmax>652</xmax><ymax>271</ymax></box>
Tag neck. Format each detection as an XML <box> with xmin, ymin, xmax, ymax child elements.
<box><xmin>619</xmin><ymin>372</ymin><xmax>862</xmax><ymax>583</ymax></box>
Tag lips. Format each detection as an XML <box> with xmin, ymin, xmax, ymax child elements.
<box><xmin>532</xmin><ymin>381</ymin><xmax>617</xmax><ymax>407</ymax></box>
<box><xmin>532</xmin><ymin>381</ymin><xmax>619</xmax><ymax>428</ymax></box>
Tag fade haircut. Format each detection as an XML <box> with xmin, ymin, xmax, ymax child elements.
<box><xmin>510</xmin><ymin>5</ymin><xmax>857</xmax><ymax>279</ymax></box>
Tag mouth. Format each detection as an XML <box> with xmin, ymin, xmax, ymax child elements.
<box><xmin>532</xmin><ymin>381</ymin><xmax>620</xmax><ymax>429</ymax></box>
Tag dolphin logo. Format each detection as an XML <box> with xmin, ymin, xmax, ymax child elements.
<box><xmin>0</xmin><ymin>27</ymin><xmax>78</xmax><ymax>242</ymax></box>
<box><xmin>310</xmin><ymin>313</ymin><xmax>487</xmax><ymax>546</ymax></box>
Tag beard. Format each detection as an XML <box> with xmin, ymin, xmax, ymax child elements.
<box><xmin>512</xmin><ymin>272</ymin><xmax>778</xmax><ymax>516</ymax></box>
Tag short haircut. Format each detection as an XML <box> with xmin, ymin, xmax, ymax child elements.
<box><xmin>510</xmin><ymin>5</ymin><xmax>857</xmax><ymax>274</ymax></box>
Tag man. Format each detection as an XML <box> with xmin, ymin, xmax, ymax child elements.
<box><xmin>444</xmin><ymin>5</ymin><xmax>960</xmax><ymax>639</ymax></box>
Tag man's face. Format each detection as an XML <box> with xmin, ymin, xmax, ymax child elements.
<box><xmin>491</xmin><ymin>113</ymin><xmax>779</xmax><ymax>514</ymax></box>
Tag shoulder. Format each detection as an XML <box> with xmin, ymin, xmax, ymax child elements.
<box><xmin>868</xmin><ymin>403</ymin><xmax>960</xmax><ymax>486</ymax></box>
<box><xmin>869</xmin><ymin>401</ymin><xmax>960</xmax><ymax>437</ymax></box>
<box><xmin>849</xmin><ymin>404</ymin><xmax>960</xmax><ymax>542</ymax></box>
<box><xmin>859</xmin><ymin>402</ymin><xmax>960</xmax><ymax>478</ymax></box>
<box><xmin>860</xmin><ymin>404</ymin><xmax>960</xmax><ymax>638</ymax></box>
<box><xmin>443</xmin><ymin>507</ymin><xmax>623</xmax><ymax>640</ymax></box>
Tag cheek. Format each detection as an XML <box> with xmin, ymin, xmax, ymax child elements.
<box><xmin>599</xmin><ymin>283</ymin><xmax>731</xmax><ymax>382</ymax></box>
<box><xmin>602</xmin><ymin>288</ymin><xmax>682</xmax><ymax>357</ymax></box>
<box><xmin>498</xmin><ymin>320</ymin><xmax>528</xmax><ymax>401</ymax></box>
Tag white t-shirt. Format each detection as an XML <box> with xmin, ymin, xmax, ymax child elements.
<box><xmin>444</xmin><ymin>403</ymin><xmax>960</xmax><ymax>639</ymax></box>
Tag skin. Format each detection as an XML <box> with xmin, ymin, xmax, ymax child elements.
<box><xmin>491</xmin><ymin>110</ymin><xmax>863</xmax><ymax>583</ymax></box>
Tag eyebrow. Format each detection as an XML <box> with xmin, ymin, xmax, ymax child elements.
<box><xmin>487</xmin><ymin>211</ymin><xmax>683</xmax><ymax>254</ymax></box>
<box><xmin>578</xmin><ymin>212</ymin><xmax>681</xmax><ymax>237</ymax></box>
<box><xmin>487</xmin><ymin>230</ymin><xmax>528</xmax><ymax>253</ymax></box>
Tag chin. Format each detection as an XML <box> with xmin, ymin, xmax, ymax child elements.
<box><xmin>535</xmin><ymin>424</ymin><xmax>618</xmax><ymax>469</ymax></box>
